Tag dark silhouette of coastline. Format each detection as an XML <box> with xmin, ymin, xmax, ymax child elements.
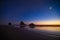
<box><xmin>7</xmin><ymin>21</ymin><xmax>60</xmax><ymax>27</ymax></box>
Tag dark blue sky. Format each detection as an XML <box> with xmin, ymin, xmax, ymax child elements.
<box><xmin>0</xmin><ymin>0</ymin><xmax>60</xmax><ymax>24</ymax></box>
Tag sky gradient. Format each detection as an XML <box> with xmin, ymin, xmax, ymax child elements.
<box><xmin>0</xmin><ymin>0</ymin><xmax>60</xmax><ymax>25</ymax></box>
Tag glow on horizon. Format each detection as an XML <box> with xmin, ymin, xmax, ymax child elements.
<box><xmin>34</xmin><ymin>20</ymin><xmax>60</xmax><ymax>32</ymax></box>
<box><xmin>33</xmin><ymin>20</ymin><xmax>60</xmax><ymax>25</ymax></box>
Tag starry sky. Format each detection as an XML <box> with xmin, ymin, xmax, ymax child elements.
<box><xmin>0</xmin><ymin>0</ymin><xmax>60</xmax><ymax>25</ymax></box>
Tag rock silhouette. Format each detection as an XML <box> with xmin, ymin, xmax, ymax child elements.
<box><xmin>20</xmin><ymin>21</ymin><xmax>26</xmax><ymax>28</ymax></box>
<box><xmin>29</xmin><ymin>23</ymin><xmax>35</xmax><ymax>28</ymax></box>
<box><xmin>8</xmin><ymin>22</ymin><xmax>12</xmax><ymax>25</ymax></box>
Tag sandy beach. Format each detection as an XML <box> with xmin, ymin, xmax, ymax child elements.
<box><xmin>0</xmin><ymin>25</ymin><xmax>60</xmax><ymax>40</ymax></box>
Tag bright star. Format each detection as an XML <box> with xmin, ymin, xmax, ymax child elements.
<box><xmin>49</xmin><ymin>6</ymin><xmax>52</xmax><ymax>10</ymax></box>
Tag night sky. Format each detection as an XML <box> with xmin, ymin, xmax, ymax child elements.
<box><xmin>0</xmin><ymin>0</ymin><xmax>60</xmax><ymax>25</ymax></box>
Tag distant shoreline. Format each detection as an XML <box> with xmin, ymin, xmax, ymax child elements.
<box><xmin>0</xmin><ymin>25</ymin><xmax>60</xmax><ymax>27</ymax></box>
<box><xmin>35</xmin><ymin>25</ymin><xmax>60</xmax><ymax>27</ymax></box>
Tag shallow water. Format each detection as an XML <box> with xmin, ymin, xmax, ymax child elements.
<box><xmin>14</xmin><ymin>25</ymin><xmax>60</xmax><ymax>32</ymax></box>
<box><xmin>34</xmin><ymin>26</ymin><xmax>60</xmax><ymax>32</ymax></box>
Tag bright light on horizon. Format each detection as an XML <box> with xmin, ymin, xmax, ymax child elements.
<box><xmin>16</xmin><ymin>20</ymin><xmax>60</xmax><ymax>25</ymax></box>
<box><xmin>33</xmin><ymin>20</ymin><xmax>60</xmax><ymax>25</ymax></box>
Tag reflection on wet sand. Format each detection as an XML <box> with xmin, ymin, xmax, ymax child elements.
<box><xmin>35</xmin><ymin>27</ymin><xmax>60</xmax><ymax>32</ymax></box>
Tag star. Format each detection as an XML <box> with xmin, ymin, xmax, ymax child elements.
<box><xmin>49</xmin><ymin>6</ymin><xmax>52</xmax><ymax>10</ymax></box>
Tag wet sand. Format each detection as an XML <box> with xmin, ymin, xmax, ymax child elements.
<box><xmin>0</xmin><ymin>25</ymin><xmax>60</xmax><ymax>40</ymax></box>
